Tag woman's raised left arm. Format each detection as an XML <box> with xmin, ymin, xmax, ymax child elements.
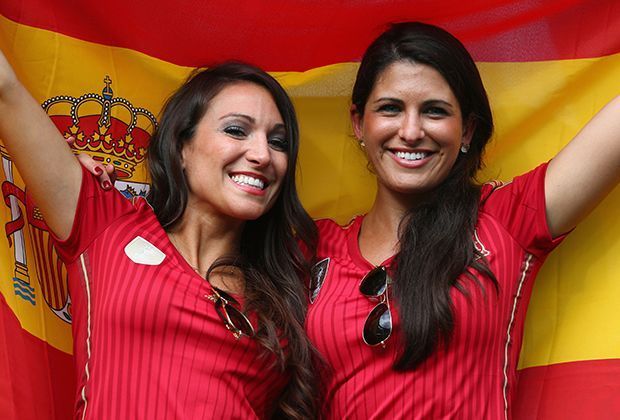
<box><xmin>545</xmin><ymin>96</ymin><xmax>620</xmax><ymax>237</ymax></box>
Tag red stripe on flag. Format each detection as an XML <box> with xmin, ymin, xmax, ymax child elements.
<box><xmin>1</xmin><ymin>0</ymin><xmax>618</xmax><ymax>70</ymax></box>
<box><xmin>514</xmin><ymin>359</ymin><xmax>620</xmax><ymax>419</ymax></box>
<box><xmin>0</xmin><ymin>294</ymin><xmax>74</xmax><ymax>420</ymax></box>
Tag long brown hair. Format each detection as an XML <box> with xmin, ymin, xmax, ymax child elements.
<box><xmin>352</xmin><ymin>22</ymin><xmax>497</xmax><ymax>370</ymax></box>
<box><xmin>147</xmin><ymin>63</ymin><xmax>320</xmax><ymax>417</ymax></box>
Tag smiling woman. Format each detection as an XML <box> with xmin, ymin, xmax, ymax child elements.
<box><xmin>0</xmin><ymin>57</ymin><xmax>320</xmax><ymax>419</ymax></box>
<box><xmin>305</xmin><ymin>22</ymin><xmax>620</xmax><ymax>419</ymax></box>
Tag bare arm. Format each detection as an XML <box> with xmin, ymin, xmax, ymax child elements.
<box><xmin>546</xmin><ymin>96</ymin><xmax>620</xmax><ymax>237</ymax></box>
<box><xmin>0</xmin><ymin>50</ymin><xmax>81</xmax><ymax>240</ymax></box>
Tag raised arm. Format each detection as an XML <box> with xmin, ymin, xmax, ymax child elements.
<box><xmin>545</xmin><ymin>96</ymin><xmax>620</xmax><ymax>237</ymax></box>
<box><xmin>0</xmin><ymin>50</ymin><xmax>81</xmax><ymax>240</ymax></box>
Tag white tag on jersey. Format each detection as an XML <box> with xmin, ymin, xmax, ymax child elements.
<box><xmin>124</xmin><ymin>236</ymin><xmax>166</xmax><ymax>265</ymax></box>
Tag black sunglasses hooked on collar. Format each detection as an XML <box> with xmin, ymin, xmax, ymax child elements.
<box><xmin>359</xmin><ymin>266</ymin><xmax>393</xmax><ymax>347</ymax></box>
<box><xmin>205</xmin><ymin>286</ymin><xmax>255</xmax><ymax>340</ymax></box>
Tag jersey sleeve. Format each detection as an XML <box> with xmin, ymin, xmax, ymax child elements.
<box><xmin>480</xmin><ymin>162</ymin><xmax>568</xmax><ymax>258</ymax></box>
<box><xmin>51</xmin><ymin>165</ymin><xmax>135</xmax><ymax>262</ymax></box>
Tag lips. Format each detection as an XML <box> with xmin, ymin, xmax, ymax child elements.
<box><xmin>230</xmin><ymin>174</ymin><xmax>266</xmax><ymax>190</ymax></box>
<box><xmin>395</xmin><ymin>151</ymin><xmax>428</xmax><ymax>161</ymax></box>
<box><xmin>388</xmin><ymin>148</ymin><xmax>434</xmax><ymax>168</ymax></box>
<box><xmin>228</xmin><ymin>172</ymin><xmax>270</xmax><ymax>196</ymax></box>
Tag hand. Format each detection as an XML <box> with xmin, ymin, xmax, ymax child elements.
<box><xmin>66</xmin><ymin>136</ymin><xmax>117</xmax><ymax>190</ymax></box>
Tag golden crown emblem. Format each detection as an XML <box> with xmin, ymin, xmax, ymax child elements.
<box><xmin>42</xmin><ymin>76</ymin><xmax>158</xmax><ymax>180</ymax></box>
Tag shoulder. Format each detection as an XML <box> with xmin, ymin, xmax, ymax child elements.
<box><xmin>52</xmin><ymin>173</ymin><xmax>152</xmax><ymax>261</ymax></box>
<box><xmin>477</xmin><ymin>162</ymin><xmax>563</xmax><ymax>256</ymax></box>
<box><xmin>479</xmin><ymin>162</ymin><xmax>549</xmax><ymax>208</ymax></box>
<box><xmin>75</xmin><ymin>170</ymin><xmax>141</xmax><ymax>222</ymax></box>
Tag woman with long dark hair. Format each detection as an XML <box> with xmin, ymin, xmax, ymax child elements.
<box><xmin>0</xmin><ymin>57</ymin><xmax>319</xmax><ymax>418</ymax></box>
<box><xmin>306</xmin><ymin>22</ymin><xmax>620</xmax><ymax>418</ymax></box>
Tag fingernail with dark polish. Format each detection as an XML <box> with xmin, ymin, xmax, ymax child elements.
<box><xmin>94</xmin><ymin>167</ymin><xmax>103</xmax><ymax>175</ymax></box>
<box><xmin>103</xmin><ymin>181</ymin><xmax>112</xmax><ymax>190</ymax></box>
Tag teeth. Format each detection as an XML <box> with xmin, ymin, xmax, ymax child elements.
<box><xmin>230</xmin><ymin>175</ymin><xmax>265</xmax><ymax>190</ymax></box>
<box><xmin>396</xmin><ymin>151</ymin><xmax>427</xmax><ymax>161</ymax></box>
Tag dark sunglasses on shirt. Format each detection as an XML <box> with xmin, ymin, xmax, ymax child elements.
<box><xmin>205</xmin><ymin>286</ymin><xmax>255</xmax><ymax>340</ymax></box>
<box><xmin>359</xmin><ymin>266</ymin><xmax>393</xmax><ymax>347</ymax></box>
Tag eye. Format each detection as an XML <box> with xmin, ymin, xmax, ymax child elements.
<box><xmin>377</xmin><ymin>103</ymin><xmax>401</xmax><ymax>114</ymax></box>
<box><xmin>223</xmin><ymin>125</ymin><xmax>247</xmax><ymax>138</ymax></box>
<box><xmin>268</xmin><ymin>135</ymin><xmax>289</xmax><ymax>152</ymax></box>
<box><xmin>424</xmin><ymin>106</ymin><xmax>449</xmax><ymax>117</ymax></box>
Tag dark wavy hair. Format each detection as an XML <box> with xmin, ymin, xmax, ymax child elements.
<box><xmin>352</xmin><ymin>22</ymin><xmax>497</xmax><ymax>370</ymax></box>
<box><xmin>146</xmin><ymin>63</ymin><xmax>319</xmax><ymax>418</ymax></box>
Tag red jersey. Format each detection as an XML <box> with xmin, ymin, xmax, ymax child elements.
<box><xmin>53</xmin><ymin>168</ymin><xmax>286</xmax><ymax>419</ymax></box>
<box><xmin>307</xmin><ymin>163</ymin><xmax>566</xmax><ymax>419</ymax></box>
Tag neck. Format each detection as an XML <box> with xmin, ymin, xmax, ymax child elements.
<box><xmin>168</xmin><ymin>202</ymin><xmax>245</xmax><ymax>293</ymax></box>
<box><xmin>359</xmin><ymin>183</ymin><xmax>422</xmax><ymax>266</ymax></box>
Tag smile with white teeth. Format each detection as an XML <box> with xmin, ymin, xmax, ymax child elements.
<box><xmin>395</xmin><ymin>151</ymin><xmax>428</xmax><ymax>161</ymax></box>
<box><xmin>230</xmin><ymin>174</ymin><xmax>266</xmax><ymax>190</ymax></box>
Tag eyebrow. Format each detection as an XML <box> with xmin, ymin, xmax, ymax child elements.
<box><xmin>220</xmin><ymin>113</ymin><xmax>286</xmax><ymax>131</ymax></box>
<box><xmin>373</xmin><ymin>97</ymin><xmax>455</xmax><ymax>109</ymax></box>
<box><xmin>423</xmin><ymin>99</ymin><xmax>454</xmax><ymax>109</ymax></box>
<box><xmin>373</xmin><ymin>97</ymin><xmax>404</xmax><ymax>105</ymax></box>
<box><xmin>219</xmin><ymin>113</ymin><xmax>255</xmax><ymax>123</ymax></box>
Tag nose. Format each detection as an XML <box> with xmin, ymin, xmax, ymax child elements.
<box><xmin>245</xmin><ymin>135</ymin><xmax>271</xmax><ymax>167</ymax></box>
<box><xmin>398</xmin><ymin>111</ymin><xmax>424</xmax><ymax>143</ymax></box>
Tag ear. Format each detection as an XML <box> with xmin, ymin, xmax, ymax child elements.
<box><xmin>461</xmin><ymin>115</ymin><xmax>476</xmax><ymax>147</ymax></box>
<box><xmin>350</xmin><ymin>104</ymin><xmax>364</xmax><ymax>141</ymax></box>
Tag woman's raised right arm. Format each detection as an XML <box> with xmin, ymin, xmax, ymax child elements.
<box><xmin>0</xmin><ymin>50</ymin><xmax>81</xmax><ymax>240</ymax></box>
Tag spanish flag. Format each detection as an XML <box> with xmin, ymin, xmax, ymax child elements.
<box><xmin>0</xmin><ymin>1</ymin><xmax>618</xmax><ymax>418</ymax></box>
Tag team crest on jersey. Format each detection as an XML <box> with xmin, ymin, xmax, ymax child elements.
<box><xmin>1</xmin><ymin>76</ymin><xmax>156</xmax><ymax>324</ymax></box>
<box><xmin>309</xmin><ymin>258</ymin><xmax>330</xmax><ymax>303</ymax></box>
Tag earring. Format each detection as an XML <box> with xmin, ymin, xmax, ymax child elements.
<box><xmin>359</xmin><ymin>139</ymin><xmax>366</xmax><ymax>148</ymax></box>
<box><xmin>460</xmin><ymin>143</ymin><xmax>470</xmax><ymax>154</ymax></box>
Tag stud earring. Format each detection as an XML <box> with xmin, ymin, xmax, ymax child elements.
<box><xmin>359</xmin><ymin>139</ymin><xmax>366</xmax><ymax>148</ymax></box>
<box><xmin>460</xmin><ymin>143</ymin><xmax>470</xmax><ymax>154</ymax></box>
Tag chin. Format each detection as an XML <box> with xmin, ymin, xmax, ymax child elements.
<box><xmin>231</xmin><ymin>210</ymin><xmax>266</xmax><ymax>221</ymax></box>
<box><xmin>230</xmin><ymin>203</ymin><xmax>273</xmax><ymax>221</ymax></box>
<box><xmin>384</xmin><ymin>182</ymin><xmax>438</xmax><ymax>198</ymax></box>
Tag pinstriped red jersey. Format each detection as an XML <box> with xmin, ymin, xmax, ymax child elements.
<box><xmin>307</xmin><ymin>163</ymin><xmax>566</xmax><ymax>419</ymax></box>
<box><xmin>53</xmin><ymin>168</ymin><xmax>286</xmax><ymax>419</ymax></box>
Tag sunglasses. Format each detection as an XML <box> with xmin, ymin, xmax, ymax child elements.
<box><xmin>205</xmin><ymin>286</ymin><xmax>255</xmax><ymax>340</ymax></box>
<box><xmin>359</xmin><ymin>266</ymin><xmax>393</xmax><ymax>347</ymax></box>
